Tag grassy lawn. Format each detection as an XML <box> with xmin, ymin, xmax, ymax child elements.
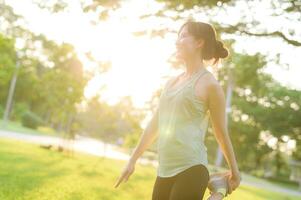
<box><xmin>240</xmin><ymin>172</ymin><xmax>300</xmax><ymax>192</ymax></box>
<box><xmin>265</xmin><ymin>179</ymin><xmax>300</xmax><ymax>191</ymax></box>
<box><xmin>0</xmin><ymin>119</ymin><xmax>59</xmax><ymax>136</ymax></box>
<box><xmin>0</xmin><ymin>138</ymin><xmax>300</xmax><ymax>200</ymax></box>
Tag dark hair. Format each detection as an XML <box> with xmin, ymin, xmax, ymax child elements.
<box><xmin>178</xmin><ymin>21</ymin><xmax>229</xmax><ymax>65</ymax></box>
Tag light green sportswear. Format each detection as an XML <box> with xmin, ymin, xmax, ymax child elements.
<box><xmin>157</xmin><ymin>68</ymin><xmax>210</xmax><ymax>177</ymax></box>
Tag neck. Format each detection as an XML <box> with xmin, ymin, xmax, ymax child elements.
<box><xmin>183</xmin><ymin>56</ymin><xmax>205</xmax><ymax>77</ymax></box>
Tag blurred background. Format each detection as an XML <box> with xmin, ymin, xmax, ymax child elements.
<box><xmin>0</xmin><ymin>0</ymin><xmax>301</xmax><ymax>199</ymax></box>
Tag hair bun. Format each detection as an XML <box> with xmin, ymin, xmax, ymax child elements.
<box><xmin>215</xmin><ymin>40</ymin><xmax>229</xmax><ymax>59</ymax></box>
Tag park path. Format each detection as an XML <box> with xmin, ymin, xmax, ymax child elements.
<box><xmin>0</xmin><ymin>129</ymin><xmax>157</xmax><ymax>167</ymax></box>
<box><xmin>0</xmin><ymin>129</ymin><xmax>300</xmax><ymax>197</ymax></box>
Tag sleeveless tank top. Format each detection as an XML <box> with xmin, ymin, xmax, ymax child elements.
<box><xmin>157</xmin><ymin>68</ymin><xmax>210</xmax><ymax>177</ymax></box>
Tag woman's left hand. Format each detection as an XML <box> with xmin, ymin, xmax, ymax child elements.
<box><xmin>226</xmin><ymin>171</ymin><xmax>241</xmax><ymax>194</ymax></box>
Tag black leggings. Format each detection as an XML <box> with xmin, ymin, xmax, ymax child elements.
<box><xmin>152</xmin><ymin>164</ymin><xmax>209</xmax><ymax>200</ymax></box>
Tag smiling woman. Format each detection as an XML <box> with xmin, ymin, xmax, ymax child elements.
<box><xmin>114</xmin><ymin>20</ymin><xmax>241</xmax><ymax>200</ymax></box>
<box><xmin>175</xmin><ymin>20</ymin><xmax>229</xmax><ymax>66</ymax></box>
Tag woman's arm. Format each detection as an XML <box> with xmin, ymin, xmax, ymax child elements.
<box><xmin>128</xmin><ymin>77</ymin><xmax>175</xmax><ymax>163</ymax></box>
<box><xmin>128</xmin><ymin>108</ymin><xmax>159</xmax><ymax>163</ymax></box>
<box><xmin>208</xmin><ymin>82</ymin><xmax>241</xmax><ymax>192</ymax></box>
<box><xmin>114</xmin><ymin>108</ymin><xmax>159</xmax><ymax>188</ymax></box>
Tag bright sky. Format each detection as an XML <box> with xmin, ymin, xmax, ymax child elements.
<box><xmin>6</xmin><ymin>0</ymin><xmax>301</xmax><ymax>110</ymax></box>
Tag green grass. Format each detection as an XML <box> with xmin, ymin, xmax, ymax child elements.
<box><xmin>266</xmin><ymin>178</ymin><xmax>300</xmax><ymax>191</ymax></box>
<box><xmin>0</xmin><ymin>138</ymin><xmax>300</xmax><ymax>200</ymax></box>
<box><xmin>0</xmin><ymin>119</ymin><xmax>59</xmax><ymax>136</ymax></box>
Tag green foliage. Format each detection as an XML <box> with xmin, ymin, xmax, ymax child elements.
<box><xmin>156</xmin><ymin>0</ymin><xmax>232</xmax><ymax>10</ymax></box>
<box><xmin>292</xmin><ymin>143</ymin><xmax>301</xmax><ymax>161</ymax></box>
<box><xmin>0</xmin><ymin>104</ymin><xmax>3</xmax><ymax>116</ymax></box>
<box><xmin>213</xmin><ymin>51</ymin><xmax>301</xmax><ymax>177</ymax></box>
<box><xmin>0</xmin><ymin>34</ymin><xmax>16</xmax><ymax>104</ymax></box>
<box><xmin>0</xmin><ymin>32</ymin><xmax>87</xmax><ymax>136</ymax></box>
<box><xmin>77</xmin><ymin>96</ymin><xmax>144</xmax><ymax>144</ymax></box>
<box><xmin>21</xmin><ymin>111</ymin><xmax>45</xmax><ymax>129</ymax></box>
<box><xmin>33</xmin><ymin>0</ymin><xmax>68</xmax><ymax>13</ymax></box>
<box><xmin>0</xmin><ymin>34</ymin><xmax>16</xmax><ymax>69</ymax></box>
<box><xmin>10</xmin><ymin>102</ymin><xmax>29</xmax><ymax>121</ymax></box>
<box><xmin>123</xmin><ymin>131</ymin><xmax>141</xmax><ymax>148</ymax></box>
<box><xmin>36</xmin><ymin>126</ymin><xmax>57</xmax><ymax>135</ymax></box>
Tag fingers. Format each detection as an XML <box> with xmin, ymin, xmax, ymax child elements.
<box><xmin>227</xmin><ymin>177</ymin><xmax>233</xmax><ymax>194</ymax></box>
<box><xmin>114</xmin><ymin>174</ymin><xmax>124</xmax><ymax>188</ymax></box>
<box><xmin>228</xmin><ymin>181</ymin><xmax>239</xmax><ymax>194</ymax></box>
<box><xmin>114</xmin><ymin>170</ymin><xmax>127</xmax><ymax>188</ymax></box>
<box><xmin>114</xmin><ymin>161</ymin><xmax>136</xmax><ymax>189</ymax></box>
<box><xmin>114</xmin><ymin>168</ymin><xmax>133</xmax><ymax>188</ymax></box>
<box><xmin>225</xmin><ymin>173</ymin><xmax>242</xmax><ymax>196</ymax></box>
<box><xmin>228</xmin><ymin>187</ymin><xmax>232</xmax><ymax>194</ymax></box>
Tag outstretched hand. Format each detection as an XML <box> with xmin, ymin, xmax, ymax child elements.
<box><xmin>114</xmin><ymin>160</ymin><xmax>136</xmax><ymax>188</ymax></box>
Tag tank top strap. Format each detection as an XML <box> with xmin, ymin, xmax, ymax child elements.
<box><xmin>161</xmin><ymin>76</ymin><xmax>177</xmax><ymax>95</ymax></box>
<box><xmin>165</xmin><ymin>76</ymin><xmax>178</xmax><ymax>89</ymax></box>
<box><xmin>187</xmin><ymin>68</ymin><xmax>209</xmax><ymax>88</ymax></box>
<box><xmin>163</xmin><ymin>68</ymin><xmax>209</xmax><ymax>96</ymax></box>
<box><xmin>185</xmin><ymin>68</ymin><xmax>209</xmax><ymax>111</ymax></box>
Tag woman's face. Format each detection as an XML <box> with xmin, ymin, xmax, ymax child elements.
<box><xmin>175</xmin><ymin>25</ymin><xmax>203</xmax><ymax>60</ymax></box>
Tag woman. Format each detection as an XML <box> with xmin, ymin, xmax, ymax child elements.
<box><xmin>114</xmin><ymin>20</ymin><xmax>241</xmax><ymax>200</ymax></box>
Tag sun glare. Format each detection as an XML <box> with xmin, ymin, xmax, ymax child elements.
<box><xmin>81</xmin><ymin>18</ymin><xmax>176</xmax><ymax>108</ymax></box>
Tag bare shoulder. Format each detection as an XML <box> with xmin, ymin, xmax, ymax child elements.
<box><xmin>197</xmin><ymin>71</ymin><xmax>221</xmax><ymax>93</ymax></box>
<box><xmin>204</xmin><ymin>73</ymin><xmax>226</xmax><ymax>107</ymax></box>
<box><xmin>204</xmin><ymin>71</ymin><xmax>220</xmax><ymax>87</ymax></box>
<box><xmin>194</xmin><ymin>69</ymin><xmax>217</xmax><ymax>86</ymax></box>
<box><xmin>194</xmin><ymin>70</ymin><xmax>221</xmax><ymax>107</ymax></box>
